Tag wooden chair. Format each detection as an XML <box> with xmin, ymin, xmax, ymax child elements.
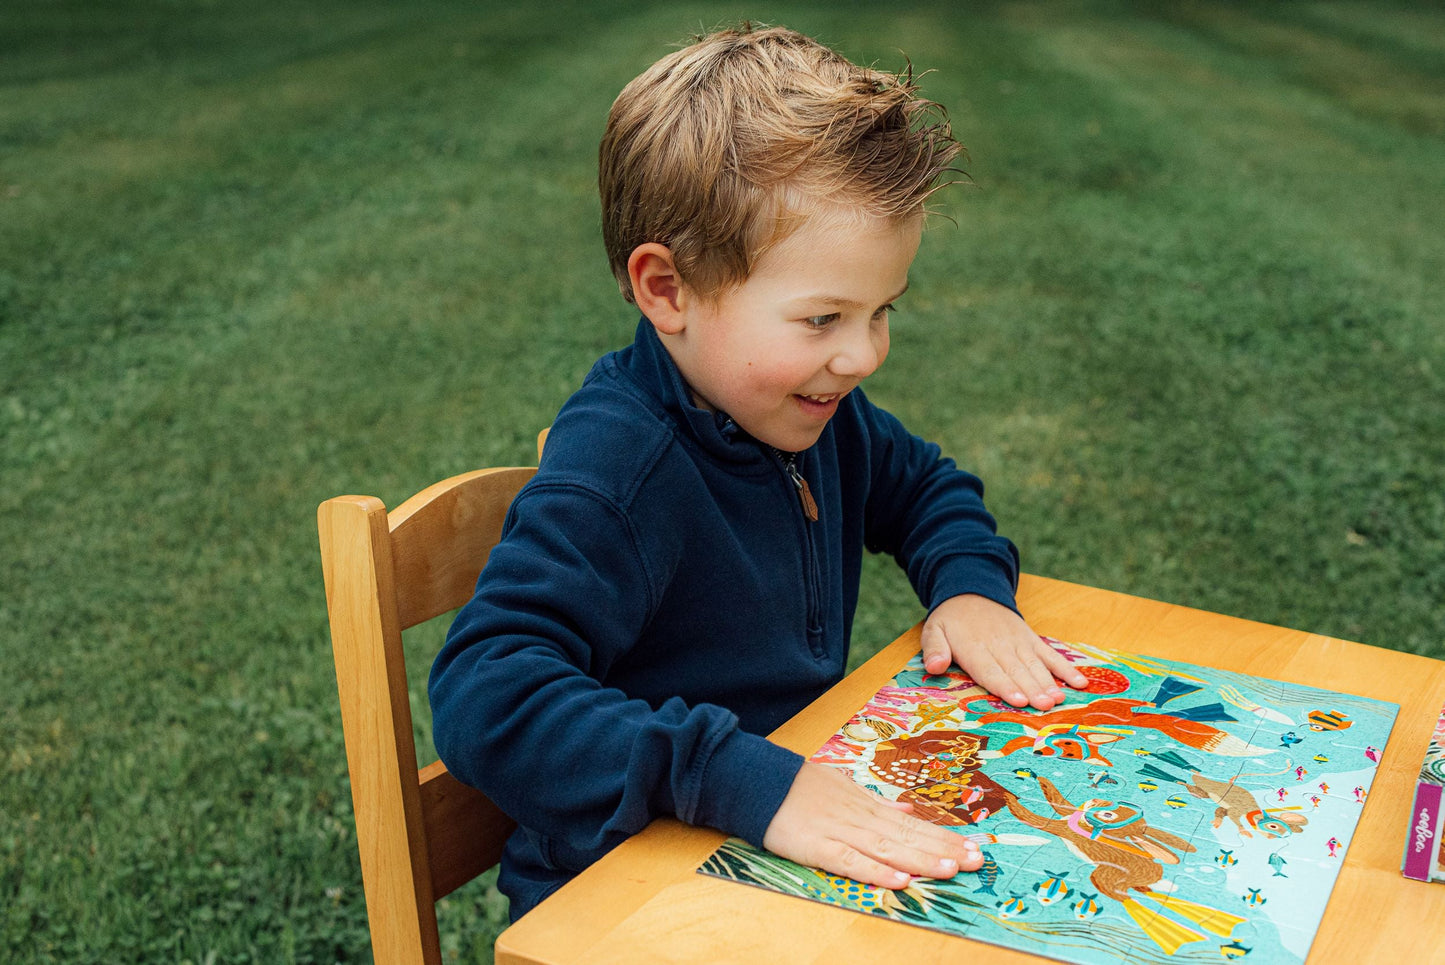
<box><xmin>317</xmin><ymin>437</ymin><xmax>546</xmax><ymax>964</ymax></box>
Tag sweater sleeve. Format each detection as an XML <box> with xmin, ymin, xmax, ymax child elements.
<box><xmin>427</xmin><ymin>481</ymin><xmax>802</xmax><ymax>865</ymax></box>
<box><xmin>856</xmin><ymin>397</ymin><xmax>1021</xmax><ymax>614</ymax></box>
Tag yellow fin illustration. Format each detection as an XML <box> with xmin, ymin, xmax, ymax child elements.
<box><xmin>1148</xmin><ymin>892</ymin><xmax>1248</xmax><ymax>938</ymax></box>
<box><xmin>1120</xmin><ymin>897</ymin><xmax>1204</xmax><ymax>955</ymax></box>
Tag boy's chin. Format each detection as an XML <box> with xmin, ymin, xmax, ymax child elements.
<box><xmin>752</xmin><ymin>425</ymin><xmax>828</xmax><ymax>454</ymax></box>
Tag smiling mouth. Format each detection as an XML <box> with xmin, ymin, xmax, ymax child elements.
<box><xmin>793</xmin><ymin>392</ymin><xmax>846</xmax><ymax>421</ymax></box>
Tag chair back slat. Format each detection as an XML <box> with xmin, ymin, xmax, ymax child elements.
<box><xmin>390</xmin><ymin>467</ymin><xmax>537</xmax><ymax>630</ymax></box>
<box><xmin>319</xmin><ymin>464</ymin><xmax>536</xmax><ymax>965</ymax></box>
<box><xmin>320</xmin><ymin>495</ymin><xmax>439</xmax><ymax>964</ymax></box>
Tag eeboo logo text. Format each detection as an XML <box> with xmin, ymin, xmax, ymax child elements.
<box><xmin>1415</xmin><ymin>808</ymin><xmax>1435</xmax><ymax>854</ymax></box>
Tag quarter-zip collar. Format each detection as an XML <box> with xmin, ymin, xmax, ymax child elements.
<box><xmin>614</xmin><ymin>318</ymin><xmax>770</xmax><ymax>466</ymax></box>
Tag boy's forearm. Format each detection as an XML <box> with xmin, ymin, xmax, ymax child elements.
<box><xmin>431</xmin><ymin>628</ymin><xmax>785</xmax><ymax>855</ymax></box>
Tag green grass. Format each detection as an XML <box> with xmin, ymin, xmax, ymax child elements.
<box><xmin>2</xmin><ymin>1</ymin><xmax>1442</xmax><ymax>961</ymax></box>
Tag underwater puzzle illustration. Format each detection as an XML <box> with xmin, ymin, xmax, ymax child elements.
<box><xmin>700</xmin><ymin>638</ymin><xmax>1398</xmax><ymax>964</ymax></box>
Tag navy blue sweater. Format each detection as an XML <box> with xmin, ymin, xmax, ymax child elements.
<box><xmin>428</xmin><ymin>320</ymin><xmax>1019</xmax><ymax>918</ymax></box>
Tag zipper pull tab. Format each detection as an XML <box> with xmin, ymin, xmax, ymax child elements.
<box><xmin>783</xmin><ymin>456</ymin><xmax>819</xmax><ymax>523</ymax></box>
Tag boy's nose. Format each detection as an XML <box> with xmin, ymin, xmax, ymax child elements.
<box><xmin>828</xmin><ymin>324</ymin><xmax>889</xmax><ymax>378</ymax></box>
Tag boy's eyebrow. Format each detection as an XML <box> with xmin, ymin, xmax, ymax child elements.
<box><xmin>797</xmin><ymin>282</ymin><xmax>910</xmax><ymax>308</ymax></box>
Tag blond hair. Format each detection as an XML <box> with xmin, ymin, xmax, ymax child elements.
<box><xmin>599</xmin><ymin>24</ymin><xmax>964</xmax><ymax>303</ymax></box>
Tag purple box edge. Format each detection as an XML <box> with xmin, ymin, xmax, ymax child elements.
<box><xmin>1403</xmin><ymin>780</ymin><xmax>1443</xmax><ymax>882</ymax></box>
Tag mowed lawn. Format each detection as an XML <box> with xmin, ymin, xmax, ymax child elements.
<box><xmin>2</xmin><ymin>1</ymin><xmax>1442</xmax><ymax>961</ymax></box>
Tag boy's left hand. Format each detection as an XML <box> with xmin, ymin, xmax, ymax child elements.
<box><xmin>920</xmin><ymin>594</ymin><xmax>1087</xmax><ymax>710</ymax></box>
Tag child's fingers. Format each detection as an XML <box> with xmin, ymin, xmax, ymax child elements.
<box><xmin>850</xmin><ymin>779</ymin><xmax>975</xmax><ymax>855</ymax></box>
<box><xmin>768</xmin><ymin>765</ymin><xmax>981</xmax><ymax>886</ymax></box>
<box><xmin>964</xmin><ymin>649</ymin><xmax>1031</xmax><ymax>708</ymax></box>
<box><xmin>818</xmin><ymin>844</ymin><xmax>931</xmax><ymax>891</ymax></box>
<box><xmin>1036</xmin><ymin>637</ymin><xmax>1088</xmax><ymax>688</ymax></box>
<box><xmin>1005</xmin><ymin>648</ymin><xmax>1065</xmax><ymax>710</ymax></box>
<box><xmin>819</xmin><ymin>836</ymin><xmax>963</xmax><ymax>889</ymax></box>
<box><xmin>876</xmin><ymin>808</ymin><xmax>982</xmax><ymax>868</ymax></box>
<box><xmin>830</xmin><ymin>810</ymin><xmax>983</xmax><ymax>885</ymax></box>
<box><xmin>959</xmin><ymin>636</ymin><xmax>1058</xmax><ymax>709</ymax></box>
<box><xmin>952</xmin><ymin>644</ymin><xmax>1023</xmax><ymax>707</ymax></box>
<box><xmin>986</xmin><ymin>630</ymin><xmax>1069</xmax><ymax>709</ymax></box>
<box><xmin>848</xmin><ymin>852</ymin><xmax>917</xmax><ymax>890</ymax></box>
<box><xmin>925</xmin><ymin>612</ymin><xmax>1062</xmax><ymax>709</ymax></box>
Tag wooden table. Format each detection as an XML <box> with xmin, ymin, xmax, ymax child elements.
<box><xmin>495</xmin><ymin>574</ymin><xmax>1445</xmax><ymax>964</ymax></box>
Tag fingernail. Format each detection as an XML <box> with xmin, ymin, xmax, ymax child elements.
<box><xmin>1011</xmin><ymin>692</ymin><xmax>1026</xmax><ymax>705</ymax></box>
<box><xmin>893</xmin><ymin>871</ymin><xmax>910</xmax><ymax>885</ymax></box>
<box><xmin>938</xmin><ymin>858</ymin><xmax>957</xmax><ymax>874</ymax></box>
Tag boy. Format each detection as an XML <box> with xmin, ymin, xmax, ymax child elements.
<box><xmin>429</xmin><ymin>23</ymin><xmax>1087</xmax><ymax>921</ymax></box>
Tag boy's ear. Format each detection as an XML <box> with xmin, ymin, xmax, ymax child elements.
<box><xmin>628</xmin><ymin>243</ymin><xmax>688</xmax><ymax>335</ymax></box>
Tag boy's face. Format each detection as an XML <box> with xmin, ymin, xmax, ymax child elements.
<box><xmin>661</xmin><ymin>208</ymin><xmax>923</xmax><ymax>453</ymax></box>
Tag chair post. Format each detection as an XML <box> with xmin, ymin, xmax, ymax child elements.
<box><xmin>319</xmin><ymin>496</ymin><xmax>442</xmax><ymax>965</ymax></box>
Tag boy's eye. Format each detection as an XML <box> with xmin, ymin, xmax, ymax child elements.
<box><xmin>801</xmin><ymin>304</ymin><xmax>897</xmax><ymax>328</ymax></box>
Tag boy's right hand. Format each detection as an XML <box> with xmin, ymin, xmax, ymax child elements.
<box><xmin>762</xmin><ymin>761</ymin><xmax>981</xmax><ymax>889</ymax></box>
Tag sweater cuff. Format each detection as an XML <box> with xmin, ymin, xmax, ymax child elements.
<box><xmin>692</xmin><ymin>730</ymin><xmax>804</xmax><ymax>847</ymax></box>
<box><xmin>927</xmin><ymin>555</ymin><xmax>1020</xmax><ymax>618</ymax></box>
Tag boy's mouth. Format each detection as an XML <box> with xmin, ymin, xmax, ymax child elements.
<box><xmin>793</xmin><ymin>391</ymin><xmax>845</xmax><ymax>419</ymax></box>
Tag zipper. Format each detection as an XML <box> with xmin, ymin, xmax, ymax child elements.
<box><xmin>771</xmin><ymin>448</ymin><xmax>819</xmax><ymax>522</ymax></box>
<box><xmin>769</xmin><ymin>447</ymin><xmax>825</xmax><ymax>657</ymax></box>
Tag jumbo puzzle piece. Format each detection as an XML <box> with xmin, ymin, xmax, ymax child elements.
<box><xmin>700</xmin><ymin>637</ymin><xmax>1398</xmax><ymax>964</ymax></box>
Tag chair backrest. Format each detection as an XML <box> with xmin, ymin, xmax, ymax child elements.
<box><xmin>318</xmin><ymin>463</ymin><xmax>537</xmax><ymax>965</ymax></box>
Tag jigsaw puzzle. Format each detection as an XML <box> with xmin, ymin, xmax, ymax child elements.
<box><xmin>700</xmin><ymin>637</ymin><xmax>1398</xmax><ymax>964</ymax></box>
